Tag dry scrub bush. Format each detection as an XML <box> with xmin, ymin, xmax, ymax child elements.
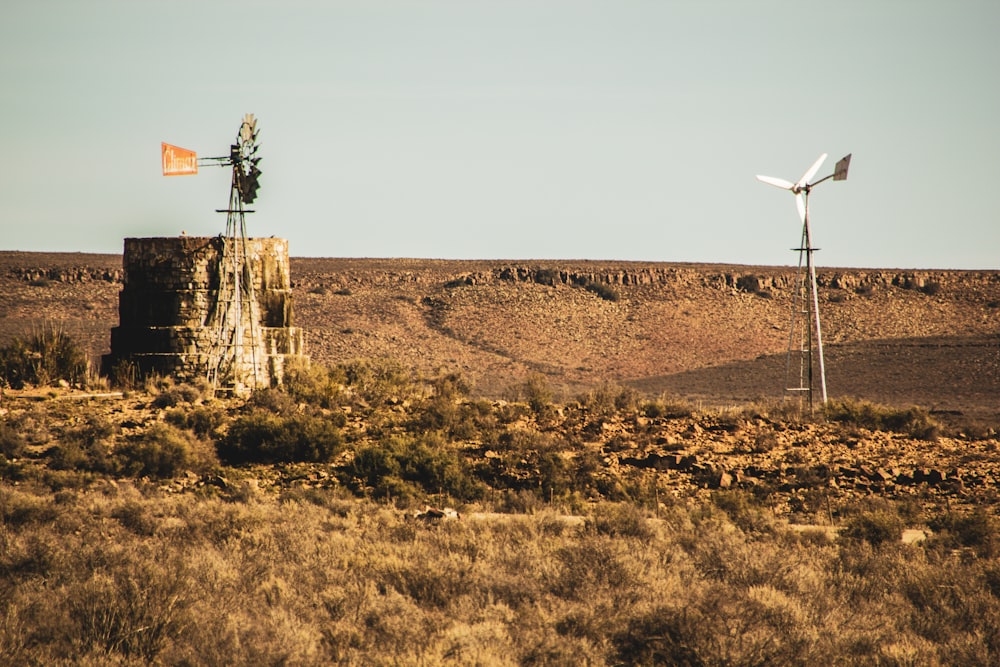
<box><xmin>0</xmin><ymin>421</ymin><xmax>26</xmax><ymax>459</ymax></box>
<box><xmin>147</xmin><ymin>375</ymin><xmax>213</xmax><ymax>408</ymax></box>
<box><xmin>4</xmin><ymin>361</ymin><xmax>1000</xmax><ymax>662</ymax></box>
<box><xmin>0</xmin><ymin>326</ymin><xmax>89</xmax><ymax>390</ymax></box>
<box><xmin>219</xmin><ymin>411</ymin><xmax>344</xmax><ymax>465</ymax></box>
<box><xmin>640</xmin><ymin>394</ymin><xmax>695</xmax><ymax>419</ymax></box>
<box><xmin>825</xmin><ymin>398</ymin><xmax>940</xmax><ymax>441</ymax></box>
<box><xmin>164</xmin><ymin>404</ymin><xmax>226</xmax><ymax>438</ymax></box>
<box><xmin>512</xmin><ymin>372</ymin><xmax>554</xmax><ymax>417</ymax></box>
<box><xmin>842</xmin><ymin>509</ymin><xmax>904</xmax><ymax>547</ymax></box>
<box><xmin>345</xmin><ymin>432</ymin><xmax>484</xmax><ymax>503</ymax></box>
<box><xmin>48</xmin><ymin>415</ymin><xmax>116</xmax><ymax>474</ymax></box>
<box><xmin>579</xmin><ymin>383</ymin><xmax>641</xmax><ymax>421</ymax></box>
<box><xmin>116</xmin><ymin>423</ymin><xmax>219</xmax><ymax>478</ymax></box>
<box><xmin>2</xmin><ymin>485</ymin><xmax>1000</xmax><ymax>664</ymax></box>
<box><xmin>339</xmin><ymin>357</ymin><xmax>417</xmax><ymax>408</ymax></box>
<box><xmin>281</xmin><ymin>357</ymin><xmax>348</xmax><ymax>409</ymax></box>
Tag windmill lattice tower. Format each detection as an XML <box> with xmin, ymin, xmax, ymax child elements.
<box><xmin>207</xmin><ymin>114</ymin><xmax>265</xmax><ymax>395</ymax></box>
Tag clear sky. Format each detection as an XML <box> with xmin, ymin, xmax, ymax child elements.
<box><xmin>2</xmin><ymin>1</ymin><xmax>997</xmax><ymax>269</ymax></box>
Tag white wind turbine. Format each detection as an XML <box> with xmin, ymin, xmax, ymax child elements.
<box><xmin>757</xmin><ymin>153</ymin><xmax>851</xmax><ymax>410</ymax></box>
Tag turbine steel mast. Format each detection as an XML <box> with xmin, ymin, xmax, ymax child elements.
<box><xmin>757</xmin><ymin>153</ymin><xmax>851</xmax><ymax>411</ymax></box>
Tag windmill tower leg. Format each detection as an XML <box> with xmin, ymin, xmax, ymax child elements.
<box><xmin>207</xmin><ymin>171</ymin><xmax>263</xmax><ymax>397</ymax></box>
<box><xmin>807</xmin><ymin>245</ymin><xmax>828</xmax><ymax>407</ymax></box>
<box><xmin>784</xmin><ymin>192</ymin><xmax>829</xmax><ymax>413</ymax></box>
<box><xmin>785</xmin><ymin>224</ymin><xmax>812</xmax><ymax>410</ymax></box>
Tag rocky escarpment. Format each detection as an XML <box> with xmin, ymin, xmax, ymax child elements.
<box><xmin>8</xmin><ymin>266</ymin><xmax>123</xmax><ymax>284</ymax></box>
<box><xmin>292</xmin><ymin>259</ymin><xmax>999</xmax><ymax>302</ymax></box>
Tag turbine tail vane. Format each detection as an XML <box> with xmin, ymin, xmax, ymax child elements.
<box><xmin>833</xmin><ymin>153</ymin><xmax>852</xmax><ymax>181</ymax></box>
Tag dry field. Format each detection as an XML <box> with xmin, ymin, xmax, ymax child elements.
<box><xmin>1</xmin><ymin>251</ymin><xmax>999</xmax><ymax>664</ymax></box>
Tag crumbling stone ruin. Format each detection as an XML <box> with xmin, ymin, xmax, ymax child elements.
<box><xmin>101</xmin><ymin>236</ymin><xmax>306</xmax><ymax>394</ymax></box>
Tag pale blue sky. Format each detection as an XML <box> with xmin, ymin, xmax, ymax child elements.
<box><xmin>2</xmin><ymin>0</ymin><xmax>997</xmax><ymax>268</ymax></box>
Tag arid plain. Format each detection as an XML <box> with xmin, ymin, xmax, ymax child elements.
<box><xmin>2</xmin><ymin>251</ymin><xmax>996</xmax><ymax>418</ymax></box>
<box><xmin>3</xmin><ymin>250</ymin><xmax>1000</xmax><ymax>664</ymax></box>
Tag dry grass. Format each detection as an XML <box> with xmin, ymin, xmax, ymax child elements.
<box><xmin>1</xmin><ymin>357</ymin><xmax>999</xmax><ymax>663</ymax></box>
<box><xmin>2</xmin><ymin>485</ymin><xmax>999</xmax><ymax>665</ymax></box>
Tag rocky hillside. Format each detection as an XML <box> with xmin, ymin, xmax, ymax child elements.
<box><xmin>1</xmin><ymin>252</ymin><xmax>997</xmax><ymax>419</ymax></box>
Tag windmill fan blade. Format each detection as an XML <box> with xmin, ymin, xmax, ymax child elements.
<box><xmin>797</xmin><ymin>153</ymin><xmax>828</xmax><ymax>188</ymax></box>
<box><xmin>756</xmin><ymin>175</ymin><xmax>795</xmax><ymax>190</ymax></box>
<box><xmin>795</xmin><ymin>193</ymin><xmax>806</xmax><ymax>223</ymax></box>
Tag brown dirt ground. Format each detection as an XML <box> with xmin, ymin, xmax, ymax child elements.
<box><xmin>1</xmin><ymin>253</ymin><xmax>997</xmax><ymax>422</ymax></box>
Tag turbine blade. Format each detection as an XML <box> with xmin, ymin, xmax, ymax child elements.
<box><xmin>756</xmin><ymin>175</ymin><xmax>795</xmax><ymax>190</ymax></box>
<box><xmin>797</xmin><ymin>153</ymin><xmax>828</xmax><ymax>188</ymax></box>
<box><xmin>795</xmin><ymin>193</ymin><xmax>807</xmax><ymax>223</ymax></box>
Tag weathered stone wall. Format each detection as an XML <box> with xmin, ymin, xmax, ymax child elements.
<box><xmin>102</xmin><ymin>236</ymin><xmax>306</xmax><ymax>392</ymax></box>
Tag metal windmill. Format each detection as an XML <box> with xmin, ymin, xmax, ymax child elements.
<box><xmin>206</xmin><ymin>114</ymin><xmax>265</xmax><ymax>394</ymax></box>
<box><xmin>757</xmin><ymin>153</ymin><xmax>851</xmax><ymax>411</ymax></box>
<box><xmin>162</xmin><ymin>114</ymin><xmax>265</xmax><ymax>394</ymax></box>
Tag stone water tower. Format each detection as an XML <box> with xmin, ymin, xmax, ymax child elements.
<box><xmin>102</xmin><ymin>236</ymin><xmax>307</xmax><ymax>395</ymax></box>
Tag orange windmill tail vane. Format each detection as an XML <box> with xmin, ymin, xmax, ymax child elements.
<box><xmin>161</xmin><ymin>142</ymin><xmax>198</xmax><ymax>176</ymax></box>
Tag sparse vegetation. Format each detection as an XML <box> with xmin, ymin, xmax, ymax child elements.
<box><xmin>0</xmin><ymin>348</ymin><xmax>999</xmax><ymax>663</ymax></box>
<box><xmin>0</xmin><ymin>326</ymin><xmax>88</xmax><ymax>389</ymax></box>
<box><xmin>116</xmin><ymin>423</ymin><xmax>219</xmax><ymax>478</ymax></box>
<box><xmin>218</xmin><ymin>410</ymin><xmax>344</xmax><ymax>464</ymax></box>
<box><xmin>581</xmin><ymin>278</ymin><xmax>620</xmax><ymax>302</ymax></box>
<box><xmin>825</xmin><ymin>398</ymin><xmax>941</xmax><ymax>441</ymax></box>
<box><xmin>0</xmin><ymin>483</ymin><xmax>998</xmax><ymax>664</ymax></box>
<box><xmin>842</xmin><ymin>508</ymin><xmax>904</xmax><ymax>546</ymax></box>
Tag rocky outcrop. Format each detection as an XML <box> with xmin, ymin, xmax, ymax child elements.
<box><xmin>296</xmin><ymin>262</ymin><xmax>999</xmax><ymax>299</ymax></box>
<box><xmin>9</xmin><ymin>266</ymin><xmax>123</xmax><ymax>284</ymax></box>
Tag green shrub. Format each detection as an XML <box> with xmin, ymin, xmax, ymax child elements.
<box><xmin>825</xmin><ymin>399</ymin><xmax>940</xmax><ymax>440</ymax></box>
<box><xmin>842</xmin><ymin>510</ymin><xmax>903</xmax><ymax>546</ymax></box>
<box><xmin>0</xmin><ymin>420</ymin><xmax>26</xmax><ymax>458</ymax></box>
<box><xmin>518</xmin><ymin>373</ymin><xmax>553</xmax><ymax>416</ymax></box>
<box><xmin>148</xmin><ymin>377</ymin><xmax>211</xmax><ymax>409</ymax></box>
<box><xmin>581</xmin><ymin>279</ymin><xmax>620</xmax><ymax>302</ymax></box>
<box><xmin>586</xmin><ymin>502</ymin><xmax>653</xmax><ymax>539</ymax></box>
<box><xmin>282</xmin><ymin>359</ymin><xmax>348</xmax><ymax>409</ymax></box>
<box><xmin>345</xmin><ymin>433</ymin><xmax>483</xmax><ymax>501</ymax></box>
<box><xmin>929</xmin><ymin>510</ymin><xmax>999</xmax><ymax>558</ymax></box>
<box><xmin>117</xmin><ymin>423</ymin><xmax>218</xmax><ymax>478</ymax></box>
<box><xmin>49</xmin><ymin>416</ymin><xmax>116</xmax><ymax>473</ymax></box>
<box><xmin>165</xmin><ymin>405</ymin><xmax>226</xmax><ymax>437</ymax></box>
<box><xmin>640</xmin><ymin>395</ymin><xmax>694</xmax><ymax>419</ymax></box>
<box><xmin>217</xmin><ymin>411</ymin><xmax>344</xmax><ymax>464</ymax></box>
<box><xmin>339</xmin><ymin>358</ymin><xmax>416</xmax><ymax>407</ymax></box>
<box><xmin>0</xmin><ymin>327</ymin><xmax>88</xmax><ymax>389</ymax></box>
